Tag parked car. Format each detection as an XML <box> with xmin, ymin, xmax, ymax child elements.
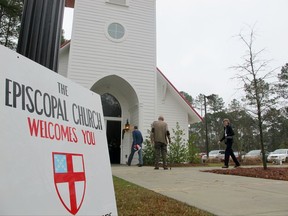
<box><xmin>267</xmin><ymin>149</ymin><xmax>288</xmax><ymax>163</ymax></box>
<box><xmin>233</xmin><ymin>151</ymin><xmax>246</xmax><ymax>160</ymax></box>
<box><xmin>197</xmin><ymin>152</ymin><xmax>207</xmax><ymax>163</ymax></box>
<box><xmin>242</xmin><ymin>150</ymin><xmax>269</xmax><ymax>161</ymax></box>
<box><xmin>243</xmin><ymin>150</ymin><xmax>262</xmax><ymax>160</ymax></box>
<box><xmin>202</xmin><ymin>150</ymin><xmax>225</xmax><ymax>162</ymax></box>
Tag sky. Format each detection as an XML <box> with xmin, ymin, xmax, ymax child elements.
<box><xmin>63</xmin><ymin>0</ymin><xmax>288</xmax><ymax>106</ymax></box>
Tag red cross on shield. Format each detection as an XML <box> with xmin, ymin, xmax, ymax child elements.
<box><xmin>52</xmin><ymin>152</ymin><xmax>86</xmax><ymax>215</ymax></box>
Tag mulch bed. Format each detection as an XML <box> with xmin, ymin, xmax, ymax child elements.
<box><xmin>202</xmin><ymin>167</ymin><xmax>288</xmax><ymax>181</ymax></box>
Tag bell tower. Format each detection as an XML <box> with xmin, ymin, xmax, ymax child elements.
<box><xmin>67</xmin><ymin>0</ymin><xmax>156</xmax><ymax>84</ymax></box>
<box><xmin>66</xmin><ymin>0</ymin><xmax>157</xmax><ymax>129</ymax></box>
<box><xmin>64</xmin><ymin>0</ymin><xmax>157</xmax><ymax>164</ymax></box>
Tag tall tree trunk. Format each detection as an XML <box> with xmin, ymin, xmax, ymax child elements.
<box><xmin>4</xmin><ymin>17</ymin><xmax>11</xmax><ymax>47</ymax></box>
<box><xmin>250</xmin><ymin>53</ymin><xmax>268</xmax><ymax>170</ymax></box>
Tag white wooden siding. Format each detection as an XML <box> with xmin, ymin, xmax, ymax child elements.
<box><xmin>68</xmin><ymin>0</ymin><xmax>157</xmax><ymax>137</ymax></box>
<box><xmin>157</xmin><ymin>81</ymin><xmax>190</xmax><ymax>141</ymax></box>
<box><xmin>58</xmin><ymin>0</ymin><xmax>202</xmax><ymax>163</ymax></box>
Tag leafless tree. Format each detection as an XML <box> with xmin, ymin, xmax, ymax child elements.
<box><xmin>231</xmin><ymin>26</ymin><xmax>278</xmax><ymax>169</ymax></box>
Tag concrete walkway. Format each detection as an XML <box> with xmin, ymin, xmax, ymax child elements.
<box><xmin>111</xmin><ymin>165</ymin><xmax>288</xmax><ymax>216</ymax></box>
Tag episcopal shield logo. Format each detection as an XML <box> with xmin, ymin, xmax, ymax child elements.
<box><xmin>52</xmin><ymin>152</ymin><xmax>86</xmax><ymax>215</ymax></box>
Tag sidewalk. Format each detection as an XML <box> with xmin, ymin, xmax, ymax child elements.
<box><xmin>111</xmin><ymin>165</ymin><xmax>288</xmax><ymax>216</ymax></box>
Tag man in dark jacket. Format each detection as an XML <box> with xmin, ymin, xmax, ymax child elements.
<box><xmin>127</xmin><ymin>126</ymin><xmax>143</xmax><ymax>167</ymax></box>
<box><xmin>218</xmin><ymin>118</ymin><xmax>240</xmax><ymax>168</ymax></box>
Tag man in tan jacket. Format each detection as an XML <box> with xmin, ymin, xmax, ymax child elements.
<box><xmin>151</xmin><ymin>116</ymin><xmax>171</xmax><ymax>170</ymax></box>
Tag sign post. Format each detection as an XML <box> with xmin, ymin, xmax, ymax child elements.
<box><xmin>0</xmin><ymin>45</ymin><xmax>117</xmax><ymax>215</ymax></box>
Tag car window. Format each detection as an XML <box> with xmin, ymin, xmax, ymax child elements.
<box><xmin>247</xmin><ymin>150</ymin><xmax>260</xmax><ymax>155</ymax></box>
<box><xmin>273</xmin><ymin>149</ymin><xmax>287</xmax><ymax>154</ymax></box>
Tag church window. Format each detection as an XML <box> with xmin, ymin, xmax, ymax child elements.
<box><xmin>101</xmin><ymin>93</ymin><xmax>122</xmax><ymax>117</ymax></box>
<box><xmin>107</xmin><ymin>22</ymin><xmax>125</xmax><ymax>40</ymax></box>
<box><xmin>106</xmin><ymin>0</ymin><xmax>128</xmax><ymax>6</ymax></box>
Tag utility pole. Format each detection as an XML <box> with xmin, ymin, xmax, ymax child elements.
<box><xmin>204</xmin><ymin>94</ymin><xmax>214</xmax><ymax>158</ymax></box>
<box><xmin>17</xmin><ymin>0</ymin><xmax>66</xmax><ymax>72</ymax></box>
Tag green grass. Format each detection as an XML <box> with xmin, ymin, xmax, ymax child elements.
<box><xmin>113</xmin><ymin>176</ymin><xmax>214</xmax><ymax>216</ymax></box>
<box><xmin>206</xmin><ymin>163</ymin><xmax>223</xmax><ymax>167</ymax></box>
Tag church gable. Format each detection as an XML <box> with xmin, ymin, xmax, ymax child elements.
<box><xmin>156</xmin><ymin>68</ymin><xmax>202</xmax><ymax>126</ymax></box>
<box><xmin>59</xmin><ymin>0</ymin><xmax>201</xmax><ymax>164</ymax></box>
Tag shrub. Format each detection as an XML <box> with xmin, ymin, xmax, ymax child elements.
<box><xmin>168</xmin><ymin>122</ymin><xmax>188</xmax><ymax>164</ymax></box>
<box><xmin>142</xmin><ymin>130</ymin><xmax>155</xmax><ymax>165</ymax></box>
<box><xmin>187</xmin><ymin>133</ymin><xmax>201</xmax><ymax>164</ymax></box>
<box><xmin>143</xmin><ymin>123</ymin><xmax>201</xmax><ymax>166</ymax></box>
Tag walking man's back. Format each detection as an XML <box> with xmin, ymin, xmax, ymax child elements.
<box><xmin>151</xmin><ymin>116</ymin><xmax>171</xmax><ymax>170</ymax></box>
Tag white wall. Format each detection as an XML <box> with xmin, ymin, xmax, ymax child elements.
<box><xmin>157</xmin><ymin>76</ymin><xmax>190</xmax><ymax>142</ymax></box>
<box><xmin>67</xmin><ymin>0</ymin><xmax>157</xmax><ymax>143</ymax></box>
<box><xmin>59</xmin><ymin>0</ymin><xmax>201</xmax><ymax>164</ymax></box>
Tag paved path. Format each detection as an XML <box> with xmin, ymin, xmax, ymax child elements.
<box><xmin>111</xmin><ymin>165</ymin><xmax>288</xmax><ymax>216</ymax></box>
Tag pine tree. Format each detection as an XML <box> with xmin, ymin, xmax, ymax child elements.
<box><xmin>0</xmin><ymin>0</ymin><xmax>23</xmax><ymax>50</ymax></box>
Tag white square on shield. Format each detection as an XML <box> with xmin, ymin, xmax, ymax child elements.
<box><xmin>72</xmin><ymin>155</ymin><xmax>84</xmax><ymax>172</ymax></box>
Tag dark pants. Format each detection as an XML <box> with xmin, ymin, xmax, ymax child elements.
<box><xmin>127</xmin><ymin>145</ymin><xmax>143</xmax><ymax>165</ymax></box>
<box><xmin>224</xmin><ymin>142</ymin><xmax>240</xmax><ymax>167</ymax></box>
<box><xmin>154</xmin><ymin>142</ymin><xmax>167</xmax><ymax>168</ymax></box>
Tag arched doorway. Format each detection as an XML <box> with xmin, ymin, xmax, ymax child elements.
<box><xmin>101</xmin><ymin>93</ymin><xmax>121</xmax><ymax>164</ymax></box>
<box><xmin>90</xmin><ymin>75</ymin><xmax>139</xmax><ymax>164</ymax></box>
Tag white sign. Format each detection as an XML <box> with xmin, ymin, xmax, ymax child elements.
<box><xmin>0</xmin><ymin>45</ymin><xmax>117</xmax><ymax>215</ymax></box>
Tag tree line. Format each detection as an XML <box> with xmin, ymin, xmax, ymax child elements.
<box><xmin>180</xmin><ymin>26</ymin><xmax>287</xmax><ymax>168</ymax></box>
<box><xmin>0</xmin><ymin>0</ymin><xmax>23</xmax><ymax>50</ymax></box>
<box><xmin>183</xmin><ymin>61</ymin><xmax>288</xmax><ymax>156</ymax></box>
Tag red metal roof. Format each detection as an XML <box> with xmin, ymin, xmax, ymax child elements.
<box><xmin>157</xmin><ymin>67</ymin><xmax>203</xmax><ymax>121</ymax></box>
<box><xmin>59</xmin><ymin>42</ymin><xmax>202</xmax><ymax>122</ymax></box>
<box><xmin>65</xmin><ymin>0</ymin><xmax>75</xmax><ymax>8</ymax></box>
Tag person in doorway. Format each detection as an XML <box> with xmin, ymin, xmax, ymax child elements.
<box><xmin>218</xmin><ymin>118</ymin><xmax>240</xmax><ymax>168</ymax></box>
<box><xmin>127</xmin><ymin>126</ymin><xmax>143</xmax><ymax>167</ymax></box>
<box><xmin>151</xmin><ymin>116</ymin><xmax>171</xmax><ymax>170</ymax></box>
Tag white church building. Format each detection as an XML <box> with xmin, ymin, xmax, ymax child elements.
<box><xmin>59</xmin><ymin>0</ymin><xmax>202</xmax><ymax>164</ymax></box>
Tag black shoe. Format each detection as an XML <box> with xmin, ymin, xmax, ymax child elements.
<box><xmin>126</xmin><ymin>162</ymin><xmax>130</xmax><ymax>166</ymax></box>
<box><xmin>222</xmin><ymin>166</ymin><xmax>229</xmax><ymax>168</ymax></box>
<box><xmin>154</xmin><ymin>167</ymin><xmax>159</xmax><ymax>170</ymax></box>
<box><xmin>164</xmin><ymin>167</ymin><xmax>168</xmax><ymax>170</ymax></box>
<box><xmin>234</xmin><ymin>164</ymin><xmax>240</xmax><ymax>168</ymax></box>
<box><xmin>138</xmin><ymin>164</ymin><xmax>142</xmax><ymax>167</ymax></box>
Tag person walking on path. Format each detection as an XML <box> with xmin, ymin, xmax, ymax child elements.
<box><xmin>151</xmin><ymin>116</ymin><xmax>171</xmax><ymax>170</ymax></box>
<box><xmin>127</xmin><ymin>126</ymin><xmax>143</xmax><ymax>167</ymax></box>
<box><xmin>218</xmin><ymin>118</ymin><xmax>240</xmax><ymax>168</ymax></box>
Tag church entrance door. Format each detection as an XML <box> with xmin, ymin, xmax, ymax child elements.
<box><xmin>106</xmin><ymin>120</ymin><xmax>121</xmax><ymax>164</ymax></box>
